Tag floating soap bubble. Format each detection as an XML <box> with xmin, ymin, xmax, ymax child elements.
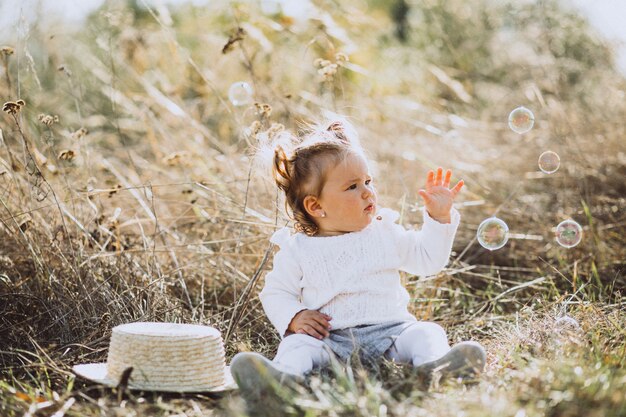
<box><xmin>555</xmin><ymin>315</ymin><xmax>580</xmax><ymax>331</ymax></box>
<box><xmin>477</xmin><ymin>217</ymin><xmax>509</xmax><ymax>250</ymax></box>
<box><xmin>555</xmin><ymin>219</ymin><xmax>583</xmax><ymax>248</ymax></box>
<box><xmin>538</xmin><ymin>151</ymin><xmax>560</xmax><ymax>174</ymax></box>
<box><xmin>508</xmin><ymin>106</ymin><xmax>535</xmax><ymax>134</ymax></box>
<box><xmin>228</xmin><ymin>82</ymin><xmax>254</xmax><ymax>106</ymax></box>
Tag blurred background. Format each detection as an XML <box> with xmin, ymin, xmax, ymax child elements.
<box><xmin>2</xmin><ymin>0</ymin><xmax>626</xmax><ymax>74</ymax></box>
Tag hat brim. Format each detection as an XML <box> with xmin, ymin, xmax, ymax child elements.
<box><xmin>73</xmin><ymin>363</ymin><xmax>237</xmax><ymax>393</ymax></box>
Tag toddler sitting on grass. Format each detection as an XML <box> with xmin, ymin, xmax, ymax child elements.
<box><xmin>231</xmin><ymin>117</ymin><xmax>486</xmax><ymax>404</ymax></box>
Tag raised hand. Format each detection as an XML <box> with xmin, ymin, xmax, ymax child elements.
<box><xmin>418</xmin><ymin>167</ymin><xmax>464</xmax><ymax>224</ymax></box>
<box><xmin>287</xmin><ymin>309</ymin><xmax>332</xmax><ymax>339</ymax></box>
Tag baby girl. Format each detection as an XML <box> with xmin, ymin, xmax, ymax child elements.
<box><xmin>230</xmin><ymin>117</ymin><xmax>486</xmax><ymax>402</ymax></box>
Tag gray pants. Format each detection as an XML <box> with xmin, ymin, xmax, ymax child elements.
<box><xmin>273</xmin><ymin>321</ymin><xmax>450</xmax><ymax>376</ymax></box>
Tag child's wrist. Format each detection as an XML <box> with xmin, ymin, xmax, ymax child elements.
<box><xmin>433</xmin><ymin>215</ymin><xmax>451</xmax><ymax>224</ymax></box>
<box><xmin>427</xmin><ymin>210</ymin><xmax>451</xmax><ymax>224</ymax></box>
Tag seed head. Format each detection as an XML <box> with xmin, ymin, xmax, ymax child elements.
<box><xmin>314</xmin><ymin>53</ymin><xmax>347</xmax><ymax>81</ymax></box>
<box><xmin>38</xmin><ymin>114</ymin><xmax>59</xmax><ymax>126</ymax></box>
<box><xmin>108</xmin><ymin>184</ymin><xmax>123</xmax><ymax>198</ymax></box>
<box><xmin>254</xmin><ymin>102</ymin><xmax>272</xmax><ymax>118</ymax></box>
<box><xmin>1</xmin><ymin>46</ymin><xmax>14</xmax><ymax>56</ymax></box>
<box><xmin>222</xmin><ymin>27</ymin><xmax>246</xmax><ymax>54</ymax></box>
<box><xmin>71</xmin><ymin>127</ymin><xmax>88</xmax><ymax>140</ymax></box>
<box><xmin>335</xmin><ymin>52</ymin><xmax>349</xmax><ymax>64</ymax></box>
<box><xmin>2</xmin><ymin>100</ymin><xmax>25</xmax><ymax>115</ymax></box>
<box><xmin>318</xmin><ymin>63</ymin><xmax>338</xmax><ymax>80</ymax></box>
<box><xmin>58</xmin><ymin>149</ymin><xmax>76</xmax><ymax>161</ymax></box>
<box><xmin>162</xmin><ymin>151</ymin><xmax>191</xmax><ymax>166</ymax></box>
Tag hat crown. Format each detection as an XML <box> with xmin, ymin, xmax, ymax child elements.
<box><xmin>106</xmin><ymin>322</ymin><xmax>226</xmax><ymax>391</ymax></box>
<box><xmin>114</xmin><ymin>322</ymin><xmax>222</xmax><ymax>338</ymax></box>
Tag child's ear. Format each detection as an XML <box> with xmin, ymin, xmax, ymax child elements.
<box><xmin>303</xmin><ymin>195</ymin><xmax>325</xmax><ymax>218</ymax></box>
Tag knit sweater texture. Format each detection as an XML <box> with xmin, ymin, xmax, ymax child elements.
<box><xmin>259</xmin><ymin>207</ymin><xmax>460</xmax><ymax>338</ymax></box>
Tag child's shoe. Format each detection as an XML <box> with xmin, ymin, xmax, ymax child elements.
<box><xmin>230</xmin><ymin>352</ymin><xmax>304</xmax><ymax>408</ymax></box>
<box><xmin>414</xmin><ymin>341</ymin><xmax>486</xmax><ymax>387</ymax></box>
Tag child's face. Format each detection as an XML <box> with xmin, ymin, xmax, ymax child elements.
<box><xmin>316</xmin><ymin>152</ymin><xmax>377</xmax><ymax>236</ymax></box>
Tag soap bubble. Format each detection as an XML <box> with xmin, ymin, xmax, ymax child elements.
<box><xmin>477</xmin><ymin>217</ymin><xmax>509</xmax><ymax>251</ymax></box>
<box><xmin>508</xmin><ymin>106</ymin><xmax>535</xmax><ymax>134</ymax></box>
<box><xmin>538</xmin><ymin>151</ymin><xmax>560</xmax><ymax>174</ymax></box>
<box><xmin>228</xmin><ymin>82</ymin><xmax>254</xmax><ymax>106</ymax></box>
<box><xmin>555</xmin><ymin>219</ymin><xmax>583</xmax><ymax>248</ymax></box>
<box><xmin>555</xmin><ymin>315</ymin><xmax>580</xmax><ymax>331</ymax></box>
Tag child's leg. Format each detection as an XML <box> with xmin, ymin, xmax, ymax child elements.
<box><xmin>273</xmin><ymin>334</ymin><xmax>333</xmax><ymax>376</ymax></box>
<box><xmin>384</xmin><ymin>322</ymin><xmax>486</xmax><ymax>383</ymax></box>
<box><xmin>230</xmin><ymin>333</ymin><xmax>330</xmax><ymax>398</ymax></box>
<box><xmin>384</xmin><ymin>321</ymin><xmax>450</xmax><ymax>366</ymax></box>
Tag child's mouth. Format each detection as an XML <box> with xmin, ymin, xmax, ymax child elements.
<box><xmin>364</xmin><ymin>204</ymin><xmax>374</xmax><ymax>213</ymax></box>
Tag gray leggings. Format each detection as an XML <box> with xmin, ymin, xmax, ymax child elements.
<box><xmin>273</xmin><ymin>321</ymin><xmax>450</xmax><ymax>376</ymax></box>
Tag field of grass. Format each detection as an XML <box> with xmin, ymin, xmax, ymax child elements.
<box><xmin>0</xmin><ymin>0</ymin><xmax>624</xmax><ymax>416</ymax></box>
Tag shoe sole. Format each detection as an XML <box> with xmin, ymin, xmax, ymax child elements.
<box><xmin>230</xmin><ymin>352</ymin><xmax>303</xmax><ymax>402</ymax></box>
<box><xmin>416</xmin><ymin>341</ymin><xmax>486</xmax><ymax>381</ymax></box>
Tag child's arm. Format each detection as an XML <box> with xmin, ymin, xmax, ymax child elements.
<box><xmin>259</xmin><ymin>243</ymin><xmax>309</xmax><ymax>338</ymax></box>
<box><xmin>395</xmin><ymin>167</ymin><xmax>463</xmax><ymax>276</ymax></box>
<box><xmin>393</xmin><ymin>207</ymin><xmax>460</xmax><ymax>276</ymax></box>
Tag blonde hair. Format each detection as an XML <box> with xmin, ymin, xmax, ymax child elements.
<box><xmin>269</xmin><ymin>117</ymin><xmax>363</xmax><ymax>236</ymax></box>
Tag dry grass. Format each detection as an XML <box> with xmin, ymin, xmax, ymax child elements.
<box><xmin>0</xmin><ymin>0</ymin><xmax>624</xmax><ymax>416</ymax></box>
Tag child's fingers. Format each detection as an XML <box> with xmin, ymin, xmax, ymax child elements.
<box><xmin>316</xmin><ymin>311</ymin><xmax>332</xmax><ymax>320</ymax></box>
<box><xmin>425</xmin><ymin>170</ymin><xmax>435</xmax><ymax>188</ymax></box>
<box><xmin>312</xmin><ymin>314</ymin><xmax>332</xmax><ymax>330</ymax></box>
<box><xmin>435</xmin><ymin>167</ymin><xmax>443</xmax><ymax>186</ymax></box>
<box><xmin>450</xmin><ymin>180</ymin><xmax>464</xmax><ymax>197</ymax></box>
<box><xmin>443</xmin><ymin>169</ymin><xmax>452</xmax><ymax>188</ymax></box>
<box><xmin>418</xmin><ymin>189</ymin><xmax>431</xmax><ymax>204</ymax></box>
<box><xmin>303</xmin><ymin>324</ymin><xmax>327</xmax><ymax>339</ymax></box>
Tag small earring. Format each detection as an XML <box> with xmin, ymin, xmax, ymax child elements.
<box><xmin>320</xmin><ymin>212</ymin><xmax>326</xmax><ymax>218</ymax></box>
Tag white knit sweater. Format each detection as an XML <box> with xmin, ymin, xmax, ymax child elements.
<box><xmin>259</xmin><ymin>207</ymin><xmax>460</xmax><ymax>338</ymax></box>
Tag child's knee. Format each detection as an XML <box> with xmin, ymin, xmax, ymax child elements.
<box><xmin>404</xmin><ymin>321</ymin><xmax>446</xmax><ymax>337</ymax></box>
<box><xmin>274</xmin><ymin>333</ymin><xmax>329</xmax><ymax>373</ymax></box>
<box><xmin>276</xmin><ymin>333</ymin><xmax>325</xmax><ymax>356</ymax></box>
<box><xmin>421</xmin><ymin>322</ymin><xmax>447</xmax><ymax>340</ymax></box>
<box><xmin>400</xmin><ymin>322</ymin><xmax>449</xmax><ymax>349</ymax></box>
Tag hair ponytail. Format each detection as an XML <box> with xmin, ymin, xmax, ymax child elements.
<box><xmin>273</xmin><ymin>145</ymin><xmax>291</xmax><ymax>193</ymax></box>
<box><xmin>271</xmin><ymin>144</ymin><xmax>323</xmax><ymax>236</ymax></box>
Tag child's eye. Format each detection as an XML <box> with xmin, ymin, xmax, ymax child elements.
<box><xmin>365</xmin><ymin>179</ymin><xmax>372</xmax><ymax>185</ymax></box>
<box><xmin>347</xmin><ymin>184</ymin><xmax>357</xmax><ymax>190</ymax></box>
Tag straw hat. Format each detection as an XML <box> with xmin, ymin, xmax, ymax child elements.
<box><xmin>73</xmin><ymin>322</ymin><xmax>236</xmax><ymax>392</ymax></box>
